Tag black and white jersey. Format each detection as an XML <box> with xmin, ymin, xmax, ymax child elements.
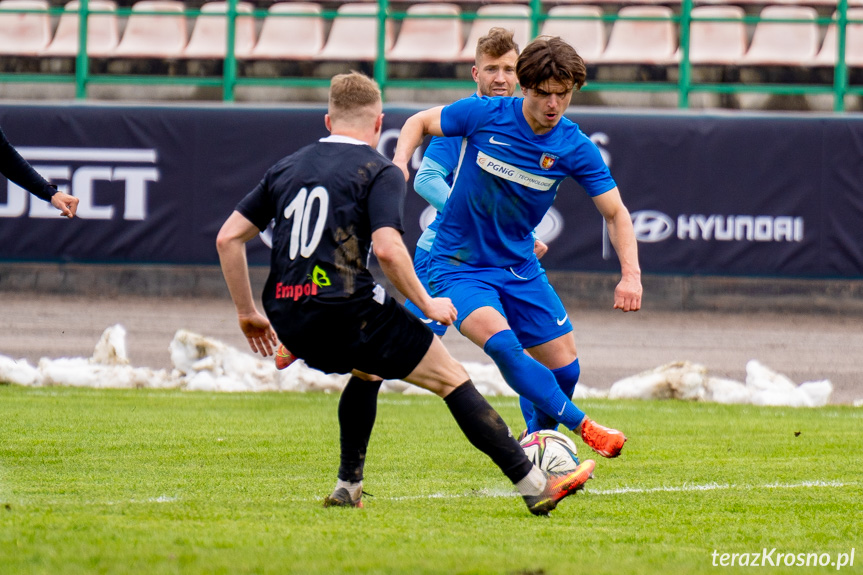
<box><xmin>237</xmin><ymin>135</ymin><xmax>405</xmax><ymax>303</ymax></box>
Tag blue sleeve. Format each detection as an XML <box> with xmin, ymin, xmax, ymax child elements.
<box><xmin>440</xmin><ymin>96</ymin><xmax>491</xmax><ymax>139</ymax></box>
<box><xmin>568</xmin><ymin>133</ymin><xmax>616</xmax><ymax>197</ymax></box>
<box><xmin>414</xmin><ymin>156</ymin><xmax>451</xmax><ymax>212</ymax></box>
<box><xmin>422</xmin><ymin>135</ymin><xmax>460</xmax><ymax>174</ymax></box>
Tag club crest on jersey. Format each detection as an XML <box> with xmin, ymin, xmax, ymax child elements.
<box><xmin>539</xmin><ymin>153</ymin><xmax>558</xmax><ymax>170</ymax></box>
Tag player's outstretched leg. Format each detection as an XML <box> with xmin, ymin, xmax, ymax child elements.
<box><xmin>407</xmin><ymin>337</ymin><xmax>594</xmax><ymax>515</ymax></box>
<box><xmin>485</xmin><ymin>331</ymin><xmax>628</xmax><ymax>458</ymax></box>
<box><xmin>522</xmin><ymin>459</ymin><xmax>596</xmax><ymax>516</ymax></box>
<box><xmin>579</xmin><ymin>417</ymin><xmax>627</xmax><ymax>458</ymax></box>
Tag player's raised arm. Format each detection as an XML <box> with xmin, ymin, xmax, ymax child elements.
<box><xmin>216</xmin><ymin>210</ymin><xmax>278</xmax><ymax>355</ymax></box>
<box><xmin>371</xmin><ymin>226</ymin><xmax>457</xmax><ymax>326</ymax></box>
<box><xmin>392</xmin><ymin>107</ymin><xmax>446</xmax><ymax>181</ymax></box>
<box><xmin>592</xmin><ymin>187</ymin><xmax>642</xmax><ymax>312</ymax></box>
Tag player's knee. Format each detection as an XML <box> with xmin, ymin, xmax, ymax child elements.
<box><xmin>482</xmin><ymin>329</ymin><xmax>523</xmax><ymax>362</ymax></box>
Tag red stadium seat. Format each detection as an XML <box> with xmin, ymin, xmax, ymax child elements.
<box><xmin>597</xmin><ymin>6</ymin><xmax>678</xmax><ymax>65</ymax></box>
<box><xmin>316</xmin><ymin>3</ymin><xmax>394</xmax><ymax>61</ymax></box>
<box><xmin>457</xmin><ymin>4</ymin><xmax>530</xmax><ymax>62</ymax></box>
<box><xmin>42</xmin><ymin>0</ymin><xmax>119</xmax><ymax>57</ymax></box>
<box><xmin>0</xmin><ymin>0</ymin><xmax>51</xmax><ymax>55</ymax></box>
<box><xmin>739</xmin><ymin>5</ymin><xmax>820</xmax><ymax>66</ymax></box>
<box><xmin>112</xmin><ymin>0</ymin><xmax>187</xmax><ymax>58</ymax></box>
<box><xmin>541</xmin><ymin>5</ymin><xmax>606</xmax><ymax>63</ymax></box>
<box><xmin>248</xmin><ymin>2</ymin><xmax>324</xmax><ymax>60</ymax></box>
<box><xmin>388</xmin><ymin>3</ymin><xmax>463</xmax><ymax>62</ymax></box>
<box><xmin>182</xmin><ymin>1</ymin><xmax>256</xmax><ymax>59</ymax></box>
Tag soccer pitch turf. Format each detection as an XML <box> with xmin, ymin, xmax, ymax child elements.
<box><xmin>1</xmin><ymin>387</ymin><xmax>860</xmax><ymax>575</ymax></box>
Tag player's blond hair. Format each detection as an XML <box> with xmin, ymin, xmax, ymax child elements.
<box><xmin>328</xmin><ymin>72</ymin><xmax>382</xmax><ymax>127</ymax></box>
<box><xmin>474</xmin><ymin>27</ymin><xmax>519</xmax><ymax>65</ymax></box>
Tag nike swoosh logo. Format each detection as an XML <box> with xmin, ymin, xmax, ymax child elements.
<box><xmin>556</xmin><ymin>314</ymin><xmax>568</xmax><ymax>326</ymax></box>
<box><xmin>420</xmin><ymin>318</ymin><xmax>433</xmax><ymax>324</ymax></box>
<box><xmin>557</xmin><ymin>405</ymin><xmax>565</xmax><ymax>416</ymax></box>
<box><xmin>489</xmin><ymin>136</ymin><xmax>511</xmax><ymax>146</ymax></box>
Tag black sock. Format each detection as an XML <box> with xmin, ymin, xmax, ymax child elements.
<box><xmin>337</xmin><ymin>376</ymin><xmax>382</xmax><ymax>482</ymax></box>
<box><xmin>443</xmin><ymin>381</ymin><xmax>533</xmax><ymax>484</ymax></box>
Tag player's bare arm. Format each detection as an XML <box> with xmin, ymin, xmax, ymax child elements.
<box><xmin>392</xmin><ymin>107</ymin><xmax>446</xmax><ymax>181</ymax></box>
<box><xmin>216</xmin><ymin>210</ymin><xmax>278</xmax><ymax>355</ymax></box>
<box><xmin>592</xmin><ymin>188</ymin><xmax>642</xmax><ymax>312</ymax></box>
<box><xmin>371</xmin><ymin>226</ymin><xmax>457</xmax><ymax>326</ymax></box>
<box><xmin>50</xmin><ymin>191</ymin><xmax>79</xmax><ymax>218</ymax></box>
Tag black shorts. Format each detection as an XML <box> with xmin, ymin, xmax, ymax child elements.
<box><xmin>265</xmin><ymin>287</ymin><xmax>435</xmax><ymax>380</ymax></box>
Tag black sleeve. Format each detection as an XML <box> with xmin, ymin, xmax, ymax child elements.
<box><xmin>235</xmin><ymin>177</ymin><xmax>274</xmax><ymax>232</ymax></box>
<box><xmin>0</xmin><ymin>125</ymin><xmax>57</xmax><ymax>202</ymax></box>
<box><xmin>367</xmin><ymin>163</ymin><xmax>407</xmax><ymax>234</ymax></box>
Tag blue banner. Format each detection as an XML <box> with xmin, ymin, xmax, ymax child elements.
<box><xmin>1</xmin><ymin>104</ymin><xmax>861</xmax><ymax>278</ymax></box>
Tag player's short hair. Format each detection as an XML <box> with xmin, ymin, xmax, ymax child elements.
<box><xmin>475</xmin><ymin>27</ymin><xmax>519</xmax><ymax>65</ymax></box>
<box><xmin>516</xmin><ymin>36</ymin><xmax>587</xmax><ymax>92</ymax></box>
<box><xmin>328</xmin><ymin>71</ymin><xmax>382</xmax><ymax>125</ymax></box>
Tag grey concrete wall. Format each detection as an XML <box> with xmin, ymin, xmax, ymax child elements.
<box><xmin>2</xmin><ymin>262</ymin><xmax>862</xmax><ymax>315</ymax></box>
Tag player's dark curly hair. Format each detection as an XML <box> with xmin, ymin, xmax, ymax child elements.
<box><xmin>474</xmin><ymin>27</ymin><xmax>519</xmax><ymax>65</ymax></box>
<box><xmin>516</xmin><ymin>36</ymin><xmax>587</xmax><ymax>91</ymax></box>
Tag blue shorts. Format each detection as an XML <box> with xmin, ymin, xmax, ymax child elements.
<box><xmin>428</xmin><ymin>256</ymin><xmax>572</xmax><ymax>348</ymax></box>
<box><xmin>404</xmin><ymin>247</ymin><xmax>448</xmax><ymax>337</ymax></box>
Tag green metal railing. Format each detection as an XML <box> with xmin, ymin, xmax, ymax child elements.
<box><xmin>0</xmin><ymin>0</ymin><xmax>859</xmax><ymax>111</ymax></box>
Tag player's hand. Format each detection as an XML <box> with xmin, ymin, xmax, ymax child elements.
<box><xmin>238</xmin><ymin>311</ymin><xmax>278</xmax><ymax>356</ymax></box>
<box><xmin>533</xmin><ymin>239</ymin><xmax>548</xmax><ymax>259</ymax></box>
<box><xmin>423</xmin><ymin>297</ymin><xmax>457</xmax><ymax>326</ymax></box>
<box><xmin>51</xmin><ymin>191</ymin><xmax>79</xmax><ymax>218</ymax></box>
<box><xmin>393</xmin><ymin>159</ymin><xmax>410</xmax><ymax>182</ymax></box>
<box><xmin>613</xmin><ymin>275</ymin><xmax>642</xmax><ymax>312</ymax></box>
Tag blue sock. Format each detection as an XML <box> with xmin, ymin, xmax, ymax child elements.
<box><xmin>530</xmin><ymin>358</ymin><xmax>582</xmax><ymax>432</ymax></box>
<box><xmin>518</xmin><ymin>396</ymin><xmax>535</xmax><ymax>430</ymax></box>
<box><xmin>483</xmin><ymin>330</ymin><xmax>585</xmax><ymax>432</ymax></box>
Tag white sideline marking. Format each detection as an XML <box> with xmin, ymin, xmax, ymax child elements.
<box><xmin>383</xmin><ymin>480</ymin><xmax>854</xmax><ymax>502</ymax></box>
<box><xmin>587</xmin><ymin>480</ymin><xmax>852</xmax><ymax>496</ymax></box>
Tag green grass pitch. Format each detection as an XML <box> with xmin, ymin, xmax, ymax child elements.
<box><xmin>1</xmin><ymin>386</ymin><xmax>860</xmax><ymax>574</ymax></box>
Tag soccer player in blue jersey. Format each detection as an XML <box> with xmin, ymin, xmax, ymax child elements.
<box><xmin>393</xmin><ymin>36</ymin><xmax>642</xmax><ymax>458</ymax></box>
<box><xmin>218</xmin><ymin>72</ymin><xmax>595</xmax><ymax>515</ymax></box>
<box><xmin>404</xmin><ymin>27</ymin><xmax>549</xmax><ymax>336</ymax></box>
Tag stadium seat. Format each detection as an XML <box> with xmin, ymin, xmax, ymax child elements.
<box><xmin>248</xmin><ymin>2</ymin><xmax>324</xmax><ymax>60</ymax></box>
<box><xmin>811</xmin><ymin>8</ymin><xmax>863</xmax><ymax>66</ymax></box>
<box><xmin>685</xmin><ymin>5</ymin><xmax>747</xmax><ymax>65</ymax></box>
<box><xmin>540</xmin><ymin>5</ymin><xmax>606</xmax><ymax>63</ymax></box>
<box><xmin>316</xmin><ymin>3</ymin><xmax>394</xmax><ymax>61</ymax></box>
<box><xmin>41</xmin><ymin>0</ymin><xmax>119</xmax><ymax>57</ymax></box>
<box><xmin>112</xmin><ymin>1</ymin><xmax>187</xmax><ymax>57</ymax></box>
<box><xmin>182</xmin><ymin>1</ymin><xmax>255</xmax><ymax>59</ymax></box>
<box><xmin>458</xmin><ymin>5</ymin><xmax>530</xmax><ymax>62</ymax></box>
<box><xmin>388</xmin><ymin>3</ymin><xmax>463</xmax><ymax>62</ymax></box>
<box><xmin>597</xmin><ymin>6</ymin><xmax>678</xmax><ymax>64</ymax></box>
<box><xmin>739</xmin><ymin>5</ymin><xmax>820</xmax><ymax>66</ymax></box>
<box><xmin>0</xmin><ymin>0</ymin><xmax>51</xmax><ymax>55</ymax></box>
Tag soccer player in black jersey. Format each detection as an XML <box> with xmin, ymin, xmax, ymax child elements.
<box><xmin>0</xmin><ymin>125</ymin><xmax>78</xmax><ymax>217</ymax></box>
<box><xmin>216</xmin><ymin>72</ymin><xmax>595</xmax><ymax>515</ymax></box>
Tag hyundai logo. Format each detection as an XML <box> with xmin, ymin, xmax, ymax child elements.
<box><xmin>631</xmin><ymin>210</ymin><xmax>674</xmax><ymax>242</ymax></box>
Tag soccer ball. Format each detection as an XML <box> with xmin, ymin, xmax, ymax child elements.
<box><xmin>519</xmin><ymin>430</ymin><xmax>580</xmax><ymax>474</ymax></box>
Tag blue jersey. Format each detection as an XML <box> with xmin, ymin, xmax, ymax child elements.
<box><xmin>414</xmin><ymin>139</ymin><xmax>456</xmax><ymax>252</ymax></box>
<box><xmin>431</xmin><ymin>96</ymin><xmax>616</xmax><ymax>268</ymax></box>
<box><xmin>414</xmin><ymin>94</ymin><xmax>474</xmax><ymax>253</ymax></box>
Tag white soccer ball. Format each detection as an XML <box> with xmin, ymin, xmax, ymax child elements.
<box><xmin>519</xmin><ymin>429</ymin><xmax>580</xmax><ymax>474</ymax></box>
